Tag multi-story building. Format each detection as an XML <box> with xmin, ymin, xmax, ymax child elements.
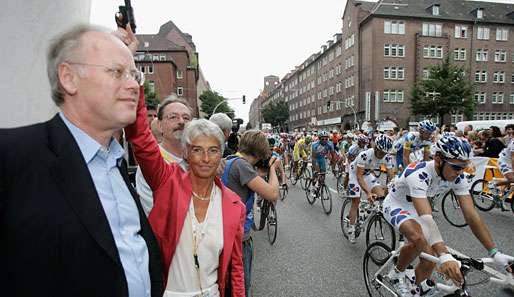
<box><xmin>253</xmin><ymin>0</ymin><xmax>514</xmax><ymax>132</ymax></box>
<box><xmin>134</xmin><ymin>21</ymin><xmax>203</xmax><ymax>117</ymax></box>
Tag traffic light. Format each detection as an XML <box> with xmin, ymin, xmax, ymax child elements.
<box><xmin>242</xmin><ymin>95</ymin><xmax>246</xmax><ymax>104</ymax></box>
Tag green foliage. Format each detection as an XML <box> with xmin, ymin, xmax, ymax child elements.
<box><xmin>143</xmin><ymin>80</ymin><xmax>160</xmax><ymax>109</ymax></box>
<box><xmin>262</xmin><ymin>101</ymin><xmax>289</xmax><ymax>128</ymax></box>
<box><xmin>199</xmin><ymin>90</ymin><xmax>234</xmax><ymax>119</ymax></box>
<box><xmin>410</xmin><ymin>56</ymin><xmax>475</xmax><ymax>124</ymax></box>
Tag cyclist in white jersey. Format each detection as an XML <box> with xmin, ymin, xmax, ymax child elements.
<box><xmin>496</xmin><ymin>124</ymin><xmax>514</xmax><ymax>189</ymax></box>
<box><xmin>347</xmin><ymin>134</ymin><xmax>395</xmax><ymax>243</ymax></box>
<box><xmin>383</xmin><ymin>136</ymin><xmax>514</xmax><ymax>296</ymax></box>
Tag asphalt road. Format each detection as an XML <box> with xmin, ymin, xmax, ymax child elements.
<box><xmin>250</xmin><ymin>172</ymin><xmax>514</xmax><ymax>297</ymax></box>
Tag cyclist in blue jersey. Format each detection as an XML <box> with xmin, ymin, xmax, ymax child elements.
<box><xmin>311</xmin><ymin>131</ymin><xmax>337</xmax><ymax>176</ymax></box>
<box><xmin>395</xmin><ymin>120</ymin><xmax>436</xmax><ymax>173</ymax></box>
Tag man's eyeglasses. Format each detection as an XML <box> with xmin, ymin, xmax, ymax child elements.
<box><xmin>189</xmin><ymin>146</ymin><xmax>221</xmax><ymax>158</ymax></box>
<box><xmin>162</xmin><ymin>114</ymin><xmax>191</xmax><ymax>122</ymax></box>
<box><xmin>445</xmin><ymin>160</ymin><xmax>468</xmax><ymax>172</ymax></box>
<box><xmin>67</xmin><ymin>62</ymin><xmax>145</xmax><ymax>86</ymax></box>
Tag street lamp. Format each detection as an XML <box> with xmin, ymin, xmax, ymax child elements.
<box><xmin>211</xmin><ymin>96</ymin><xmax>246</xmax><ymax>116</ymax></box>
<box><xmin>327</xmin><ymin>100</ymin><xmax>359</xmax><ymax>130</ymax></box>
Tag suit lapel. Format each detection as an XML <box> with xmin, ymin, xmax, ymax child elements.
<box><xmin>47</xmin><ymin>115</ymin><xmax>122</xmax><ymax>266</ymax></box>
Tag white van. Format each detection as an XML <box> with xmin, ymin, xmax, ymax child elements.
<box><xmin>456</xmin><ymin>120</ymin><xmax>514</xmax><ymax>131</ymax></box>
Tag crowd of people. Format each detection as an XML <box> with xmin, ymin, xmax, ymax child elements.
<box><xmin>1</xmin><ymin>22</ymin><xmax>513</xmax><ymax>297</ymax></box>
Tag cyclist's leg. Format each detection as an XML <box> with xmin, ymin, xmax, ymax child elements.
<box><xmin>347</xmin><ymin>173</ymin><xmax>361</xmax><ymax>225</ymax></box>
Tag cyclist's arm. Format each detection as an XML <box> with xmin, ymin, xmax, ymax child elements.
<box><xmin>386</xmin><ymin>168</ymin><xmax>395</xmax><ymax>185</ymax></box>
<box><xmin>411</xmin><ymin>197</ymin><xmax>448</xmax><ymax>256</ymax></box>
<box><xmin>402</xmin><ymin>145</ymin><xmax>411</xmax><ymax>167</ymax></box>
<box><xmin>423</xmin><ymin>146</ymin><xmax>431</xmax><ymax>161</ymax></box>
<box><xmin>457</xmin><ymin>194</ymin><xmax>495</xmax><ymax>251</ymax></box>
<box><xmin>311</xmin><ymin>147</ymin><xmax>320</xmax><ymax>172</ymax></box>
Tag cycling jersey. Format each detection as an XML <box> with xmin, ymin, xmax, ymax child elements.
<box><xmin>394</xmin><ymin>132</ymin><xmax>432</xmax><ymax>167</ymax></box>
<box><xmin>498</xmin><ymin>138</ymin><xmax>514</xmax><ymax>175</ymax></box>
<box><xmin>311</xmin><ymin>140</ymin><xmax>334</xmax><ymax>172</ymax></box>
<box><xmin>293</xmin><ymin>138</ymin><xmax>308</xmax><ymax>161</ymax></box>
<box><xmin>383</xmin><ymin>160</ymin><xmax>469</xmax><ymax>229</ymax></box>
<box><xmin>347</xmin><ymin>148</ymin><xmax>394</xmax><ymax>197</ymax></box>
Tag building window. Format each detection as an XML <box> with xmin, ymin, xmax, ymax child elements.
<box><xmin>423</xmin><ymin>68</ymin><xmax>431</xmax><ymax>80</ymax></box>
<box><xmin>423</xmin><ymin>45</ymin><xmax>443</xmax><ymax>59</ymax></box>
<box><xmin>422</xmin><ymin>23</ymin><xmax>442</xmax><ymax>37</ymax></box>
<box><xmin>512</xmin><ymin>72</ymin><xmax>514</xmax><ymax>83</ymax></box>
<box><xmin>477</xmin><ymin>27</ymin><xmax>490</xmax><ymax>40</ymax></box>
<box><xmin>384</xmin><ymin>67</ymin><xmax>405</xmax><ymax>80</ymax></box>
<box><xmin>455</xmin><ymin>25</ymin><xmax>468</xmax><ymax>38</ymax></box>
<box><xmin>474</xmin><ymin>92</ymin><xmax>486</xmax><ymax>104</ymax></box>
<box><xmin>496</xmin><ymin>27</ymin><xmax>509</xmax><ymax>41</ymax></box>
<box><xmin>475</xmin><ymin>70</ymin><xmax>488</xmax><ymax>83</ymax></box>
<box><xmin>477</xmin><ymin>8</ymin><xmax>484</xmax><ymax>19</ymax></box>
<box><xmin>493</xmin><ymin>71</ymin><xmax>505</xmax><ymax>83</ymax></box>
<box><xmin>432</xmin><ymin>5</ymin><xmax>439</xmax><ymax>16</ymax></box>
<box><xmin>384</xmin><ymin>20</ymin><xmax>405</xmax><ymax>35</ymax></box>
<box><xmin>383</xmin><ymin>90</ymin><xmax>404</xmax><ymax>102</ymax></box>
<box><xmin>494</xmin><ymin>50</ymin><xmax>507</xmax><ymax>62</ymax></box>
<box><xmin>510</xmin><ymin>93</ymin><xmax>514</xmax><ymax>104</ymax></box>
<box><xmin>453</xmin><ymin>48</ymin><xmax>466</xmax><ymax>61</ymax></box>
<box><xmin>476</xmin><ymin>49</ymin><xmax>488</xmax><ymax>61</ymax></box>
<box><xmin>492</xmin><ymin>92</ymin><xmax>504</xmax><ymax>104</ymax></box>
<box><xmin>384</xmin><ymin>44</ymin><xmax>405</xmax><ymax>57</ymax></box>
<box><xmin>159</xmin><ymin>54</ymin><xmax>166</xmax><ymax>61</ymax></box>
<box><xmin>148</xmin><ymin>80</ymin><xmax>155</xmax><ymax>93</ymax></box>
<box><xmin>176</xmin><ymin>70</ymin><xmax>183</xmax><ymax>79</ymax></box>
<box><xmin>144</xmin><ymin>41</ymin><xmax>149</xmax><ymax>47</ymax></box>
<box><xmin>177</xmin><ymin>87</ymin><xmax>184</xmax><ymax>96</ymax></box>
<box><xmin>147</xmin><ymin>65</ymin><xmax>154</xmax><ymax>74</ymax></box>
<box><xmin>139</xmin><ymin>65</ymin><xmax>145</xmax><ymax>74</ymax></box>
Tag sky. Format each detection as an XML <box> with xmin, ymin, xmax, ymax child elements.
<box><xmin>90</xmin><ymin>0</ymin><xmax>514</xmax><ymax>124</ymax></box>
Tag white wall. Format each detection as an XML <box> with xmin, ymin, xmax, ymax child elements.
<box><xmin>0</xmin><ymin>0</ymin><xmax>91</xmax><ymax>128</ymax></box>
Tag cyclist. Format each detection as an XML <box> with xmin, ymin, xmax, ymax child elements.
<box><xmin>311</xmin><ymin>131</ymin><xmax>336</xmax><ymax>186</ymax></box>
<box><xmin>383</xmin><ymin>136</ymin><xmax>514</xmax><ymax>296</ymax></box>
<box><xmin>496</xmin><ymin>124</ymin><xmax>514</xmax><ymax>191</ymax></box>
<box><xmin>347</xmin><ymin>134</ymin><xmax>395</xmax><ymax>243</ymax></box>
<box><xmin>292</xmin><ymin>135</ymin><xmax>312</xmax><ymax>179</ymax></box>
<box><xmin>394</xmin><ymin>120</ymin><xmax>437</xmax><ymax>173</ymax></box>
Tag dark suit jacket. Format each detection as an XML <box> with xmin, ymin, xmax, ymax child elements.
<box><xmin>0</xmin><ymin>115</ymin><xmax>163</xmax><ymax>297</ymax></box>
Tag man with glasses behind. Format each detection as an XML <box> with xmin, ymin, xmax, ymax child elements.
<box><xmin>135</xmin><ymin>97</ymin><xmax>191</xmax><ymax>215</ymax></box>
<box><xmin>383</xmin><ymin>136</ymin><xmax>513</xmax><ymax>296</ymax></box>
<box><xmin>0</xmin><ymin>24</ymin><xmax>163</xmax><ymax>297</ymax></box>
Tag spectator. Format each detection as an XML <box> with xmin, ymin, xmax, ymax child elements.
<box><xmin>0</xmin><ymin>24</ymin><xmax>163</xmax><ymax>297</ymax></box>
<box><xmin>221</xmin><ymin>130</ymin><xmax>280</xmax><ymax>297</ymax></box>
<box><xmin>490</xmin><ymin>126</ymin><xmax>506</xmax><ymax>146</ymax></box>
<box><xmin>127</xmin><ymin>93</ymin><xmax>246</xmax><ymax>296</ymax></box>
<box><xmin>209</xmin><ymin>113</ymin><xmax>235</xmax><ymax>157</ymax></box>
<box><xmin>476</xmin><ymin>129</ymin><xmax>505</xmax><ymax>158</ymax></box>
<box><xmin>150</xmin><ymin>117</ymin><xmax>163</xmax><ymax>142</ymax></box>
<box><xmin>147</xmin><ymin>104</ymin><xmax>158</xmax><ymax>125</ymax></box>
<box><xmin>135</xmin><ymin>97</ymin><xmax>191</xmax><ymax>216</ymax></box>
<box><xmin>464</xmin><ymin>124</ymin><xmax>473</xmax><ymax>136</ymax></box>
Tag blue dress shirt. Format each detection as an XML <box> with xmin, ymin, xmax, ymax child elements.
<box><xmin>60</xmin><ymin>113</ymin><xmax>151</xmax><ymax>297</ymax></box>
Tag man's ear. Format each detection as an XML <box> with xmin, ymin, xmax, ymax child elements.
<box><xmin>58</xmin><ymin>63</ymin><xmax>79</xmax><ymax>96</ymax></box>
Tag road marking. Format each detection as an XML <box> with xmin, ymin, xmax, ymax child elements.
<box><xmin>447</xmin><ymin>247</ymin><xmax>504</xmax><ymax>278</ymax></box>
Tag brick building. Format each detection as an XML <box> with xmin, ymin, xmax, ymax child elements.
<box><xmin>253</xmin><ymin>0</ymin><xmax>514</xmax><ymax>131</ymax></box>
<box><xmin>135</xmin><ymin>21</ymin><xmax>205</xmax><ymax>117</ymax></box>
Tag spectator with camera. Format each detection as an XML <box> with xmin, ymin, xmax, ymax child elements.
<box><xmin>221</xmin><ymin>130</ymin><xmax>280</xmax><ymax>297</ymax></box>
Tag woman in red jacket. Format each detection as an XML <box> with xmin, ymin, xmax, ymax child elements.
<box><xmin>125</xmin><ymin>90</ymin><xmax>246</xmax><ymax>297</ymax></box>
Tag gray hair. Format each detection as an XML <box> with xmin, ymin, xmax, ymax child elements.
<box><xmin>182</xmin><ymin>119</ymin><xmax>225</xmax><ymax>155</ymax></box>
<box><xmin>209</xmin><ymin>113</ymin><xmax>232</xmax><ymax>132</ymax></box>
<box><xmin>47</xmin><ymin>24</ymin><xmax>110</xmax><ymax>106</ymax></box>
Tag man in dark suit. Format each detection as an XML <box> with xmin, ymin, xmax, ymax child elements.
<box><xmin>0</xmin><ymin>24</ymin><xmax>163</xmax><ymax>297</ymax></box>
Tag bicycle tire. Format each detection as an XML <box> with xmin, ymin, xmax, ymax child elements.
<box><xmin>305</xmin><ymin>179</ymin><xmax>316</xmax><ymax>205</ymax></box>
<box><xmin>511</xmin><ymin>197</ymin><xmax>514</xmax><ymax>213</ymax></box>
<box><xmin>256</xmin><ymin>200</ymin><xmax>269</xmax><ymax>231</ymax></box>
<box><xmin>279</xmin><ymin>185</ymin><xmax>288</xmax><ymax>201</ymax></box>
<box><xmin>301</xmin><ymin>166</ymin><xmax>311</xmax><ymax>190</ymax></box>
<box><xmin>442</xmin><ymin>191</ymin><xmax>468</xmax><ymax>228</ymax></box>
<box><xmin>321</xmin><ymin>184</ymin><xmax>333</xmax><ymax>215</ymax></box>
<box><xmin>267</xmin><ymin>203</ymin><xmax>278</xmax><ymax>245</ymax></box>
<box><xmin>340</xmin><ymin>198</ymin><xmax>352</xmax><ymax>239</ymax></box>
<box><xmin>365</xmin><ymin>213</ymin><xmax>396</xmax><ymax>251</ymax></box>
<box><xmin>363</xmin><ymin>241</ymin><xmax>393</xmax><ymax>297</ymax></box>
<box><xmin>470</xmin><ymin>179</ymin><xmax>495</xmax><ymax>211</ymax></box>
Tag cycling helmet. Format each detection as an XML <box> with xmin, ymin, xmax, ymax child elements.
<box><xmin>348</xmin><ymin>145</ymin><xmax>361</xmax><ymax>157</ymax></box>
<box><xmin>418</xmin><ymin>120</ymin><xmax>437</xmax><ymax>133</ymax></box>
<box><xmin>319</xmin><ymin>131</ymin><xmax>329</xmax><ymax>138</ymax></box>
<box><xmin>305</xmin><ymin>135</ymin><xmax>313</xmax><ymax>144</ymax></box>
<box><xmin>434</xmin><ymin>136</ymin><xmax>471</xmax><ymax>161</ymax></box>
<box><xmin>357</xmin><ymin>134</ymin><xmax>369</xmax><ymax>144</ymax></box>
<box><xmin>374</xmin><ymin>134</ymin><xmax>393</xmax><ymax>153</ymax></box>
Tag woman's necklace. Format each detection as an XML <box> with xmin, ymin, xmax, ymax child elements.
<box><xmin>192</xmin><ymin>184</ymin><xmax>214</xmax><ymax>201</ymax></box>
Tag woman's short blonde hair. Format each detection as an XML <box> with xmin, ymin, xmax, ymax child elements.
<box><xmin>238</xmin><ymin>130</ymin><xmax>270</xmax><ymax>160</ymax></box>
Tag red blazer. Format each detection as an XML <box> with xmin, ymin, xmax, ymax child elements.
<box><xmin>125</xmin><ymin>90</ymin><xmax>246</xmax><ymax>297</ymax></box>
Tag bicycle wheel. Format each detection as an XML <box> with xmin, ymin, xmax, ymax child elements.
<box><xmin>366</xmin><ymin>213</ymin><xmax>396</xmax><ymax>251</ymax></box>
<box><xmin>279</xmin><ymin>184</ymin><xmax>288</xmax><ymax>201</ymax></box>
<box><xmin>267</xmin><ymin>203</ymin><xmax>278</xmax><ymax>245</ymax></box>
<box><xmin>363</xmin><ymin>241</ymin><xmax>394</xmax><ymax>297</ymax></box>
<box><xmin>340</xmin><ymin>198</ymin><xmax>352</xmax><ymax>239</ymax></box>
<box><xmin>256</xmin><ymin>200</ymin><xmax>269</xmax><ymax>231</ymax></box>
<box><xmin>442</xmin><ymin>191</ymin><xmax>468</xmax><ymax>228</ymax></box>
<box><xmin>321</xmin><ymin>184</ymin><xmax>333</xmax><ymax>215</ymax></box>
<box><xmin>301</xmin><ymin>167</ymin><xmax>312</xmax><ymax>190</ymax></box>
<box><xmin>305</xmin><ymin>179</ymin><xmax>316</xmax><ymax>205</ymax></box>
<box><xmin>470</xmin><ymin>179</ymin><xmax>495</xmax><ymax>211</ymax></box>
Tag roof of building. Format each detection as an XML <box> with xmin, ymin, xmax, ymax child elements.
<box><xmin>369</xmin><ymin>0</ymin><xmax>514</xmax><ymax>24</ymax></box>
<box><xmin>354</xmin><ymin>0</ymin><xmax>377</xmax><ymax>12</ymax></box>
<box><xmin>135</xmin><ymin>34</ymin><xmax>184</xmax><ymax>51</ymax></box>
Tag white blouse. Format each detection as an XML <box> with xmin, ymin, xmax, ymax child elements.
<box><xmin>165</xmin><ymin>184</ymin><xmax>224</xmax><ymax>297</ymax></box>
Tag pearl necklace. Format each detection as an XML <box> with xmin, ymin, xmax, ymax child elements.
<box><xmin>192</xmin><ymin>188</ymin><xmax>213</xmax><ymax>201</ymax></box>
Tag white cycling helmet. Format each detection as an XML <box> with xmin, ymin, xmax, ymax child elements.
<box><xmin>418</xmin><ymin>120</ymin><xmax>437</xmax><ymax>133</ymax></box>
<box><xmin>434</xmin><ymin>136</ymin><xmax>471</xmax><ymax>161</ymax></box>
<box><xmin>374</xmin><ymin>134</ymin><xmax>393</xmax><ymax>153</ymax></box>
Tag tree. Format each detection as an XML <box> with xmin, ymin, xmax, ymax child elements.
<box><xmin>261</xmin><ymin>101</ymin><xmax>289</xmax><ymax>128</ymax></box>
<box><xmin>410</xmin><ymin>56</ymin><xmax>475</xmax><ymax>125</ymax></box>
<box><xmin>199</xmin><ymin>90</ymin><xmax>234</xmax><ymax>119</ymax></box>
<box><xmin>143</xmin><ymin>80</ymin><xmax>160</xmax><ymax>109</ymax></box>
